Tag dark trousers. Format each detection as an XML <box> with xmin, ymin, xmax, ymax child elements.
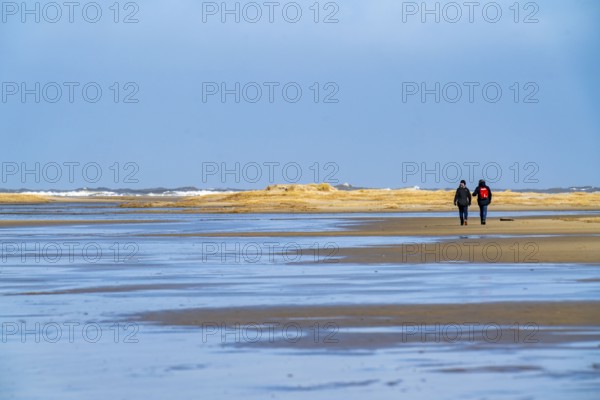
<box><xmin>458</xmin><ymin>205</ymin><xmax>468</xmax><ymax>223</ymax></box>
<box><xmin>479</xmin><ymin>205</ymin><xmax>488</xmax><ymax>222</ymax></box>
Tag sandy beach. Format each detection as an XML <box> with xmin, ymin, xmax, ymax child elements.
<box><xmin>136</xmin><ymin>301</ymin><xmax>600</xmax><ymax>328</ymax></box>
<box><xmin>120</xmin><ymin>204</ymin><xmax>599</xmax><ymax>343</ymax></box>
<box><xmin>2</xmin><ymin>188</ymin><xmax>599</xmax><ymax>265</ymax></box>
<box><xmin>134</xmin><ymin>301</ymin><xmax>600</xmax><ymax>349</ymax></box>
<box><xmin>2</xmin><ymin>188</ymin><xmax>599</xmax><ymax>398</ymax></box>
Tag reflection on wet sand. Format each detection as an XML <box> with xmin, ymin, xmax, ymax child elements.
<box><xmin>2</xmin><ymin>202</ymin><xmax>599</xmax><ymax>399</ymax></box>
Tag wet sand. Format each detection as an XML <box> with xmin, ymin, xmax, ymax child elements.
<box><xmin>2</xmin><ymin>214</ymin><xmax>598</xmax><ymax>235</ymax></box>
<box><xmin>135</xmin><ymin>215</ymin><xmax>600</xmax><ymax>264</ymax></box>
<box><xmin>137</xmin><ymin>301</ymin><xmax>600</xmax><ymax>327</ymax></box>
<box><xmin>2</xmin><ymin>215</ymin><xmax>598</xmax><ymax>263</ymax></box>
<box><xmin>0</xmin><ymin>219</ymin><xmax>171</xmax><ymax>228</ymax></box>
<box><xmin>140</xmin><ymin>215</ymin><xmax>600</xmax><ymax>237</ymax></box>
<box><xmin>4</xmin><ymin>200</ymin><xmax>599</xmax><ymax>351</ymax></box>
<box><xmin>134</xmin><ymin>302</ymin><xmax>600</xmax><ymax>349</ymax></box>
<box><xmin>335</xmin><ymin>236</ymin><xmax>600</xmax><ymax>264</ymax></box>
<box><xmin>121</xmin><ymin>211</ymin><xmax>600</xmax><ymax>349</ymax></box>
<box><xmin>14</xmin><ymin>283</ymin><xmax>219</xmax><ymax>296</ymax></box>
<box><xmin>3</xmin><ymin>201</ymin><xmax>599</xmax><ymax>398</ymax></box>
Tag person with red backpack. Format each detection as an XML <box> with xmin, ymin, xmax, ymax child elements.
<box><xmin>472</xmin><ymin>179</ymin><xmax>492</xmax><ymax>225</ymax></box>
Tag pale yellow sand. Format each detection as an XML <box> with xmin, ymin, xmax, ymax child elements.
<box><xmin>118</xmin><ymin>184</ymin><xmax>600</xmax><ymax>213</ymax></box>
<box><xmin>2</xmin><ymin>184</ymin><xmax>599</xmax><ymax>212</ymax></box>
<box><xmin>0</xmin><ymin>194</ymin><xmax>49</xmax><ymax>204</ymax></box>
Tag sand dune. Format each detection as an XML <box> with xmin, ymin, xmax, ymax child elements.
<box><xmin>0</xmin><ymin>193</ymin><xmax>49</xmax><ymax>204</ymax></box>
<box><xmin>1</xmin><ymin>184</ymin><xmax>599</xmax><ymax>212</ymax></box>
<box><xmin>119</xmin><ymin>184</ymin><xmax>600</xmax><ymax>213</ymax></box>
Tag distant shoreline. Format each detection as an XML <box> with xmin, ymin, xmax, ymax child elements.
<box><xmin>1</xmin><ymin>184</ymin><xmax>599</xmax><ymax>212</ymax></box>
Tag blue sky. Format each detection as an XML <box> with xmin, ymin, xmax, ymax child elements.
<box><xmin>1</xmin><ymin>0</ymin><xmax>598</xmax><ymax>190</ymax></box>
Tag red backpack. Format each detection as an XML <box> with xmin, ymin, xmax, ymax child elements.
<box><xmin>479</xmin><ymin>187</ymin><xmax>489</xmax><ymax>200</ymax></box>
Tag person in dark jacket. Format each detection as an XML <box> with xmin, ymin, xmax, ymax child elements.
<box><xmin>454</xmin><ymin>180</ymin><xmax>472</xmax><ymax>225</ymax></box>
<box><xmin>472</xmin><ymin>179</ymin><xmax>492</xmax><ymax>225</ymax></box>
